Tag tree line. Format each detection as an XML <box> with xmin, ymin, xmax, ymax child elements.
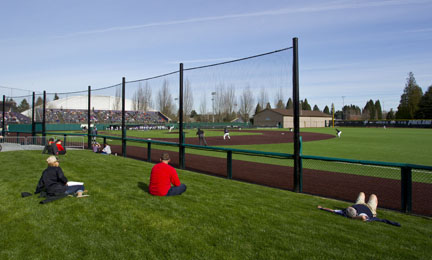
<box><xmin>3</xmin><ymin>72</ymin><xmax>431</xmax><ymax>122</ymax></box>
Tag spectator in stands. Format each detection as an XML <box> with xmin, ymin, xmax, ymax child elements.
<box><xmin>149</xmin><ymin>152</ymin><xmax>187</xmax><ymax>196</ymax></box>
<box><xmin>196</xmin><ymin>128</ymin><xmax>207</xmax><ymax>146</ymax></box>
<box><xmin>101</xmin><ymin>143</ymin><xmax>111</xmax><ymax>155</ymax></box>
<box><xmin>55</xmin><ymin>140</ymin><xmax>66</xmax><ymax>155</ymax></box>
<box><xmin>35</xmin><ymin>156</ymin><xmax>88</xmax><ymax>198</ymax></box>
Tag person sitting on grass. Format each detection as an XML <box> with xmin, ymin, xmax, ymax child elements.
<box><xmin>42</xmin><ymin>138</ymin><xmax>58</xmax><ymax>155</ymax></box>
<box><xmin>92</xmin><ymin>142</ymin><xmax>101</xmax><ymax>153</ymax></box>
<box><xmin>55</xmin><ymin>139</ymin><xmax>66</xmax><ymax>155</ymax></box>
<box><xmin>101</xmin><ymin>143</ymin><xmax>111</xmax><ymax>155</ymax></box>
<box><xmin>35</xmin><ymin>156</ymin><xmax>88</xmax><ymax>198</ymax></box>
<box><xmin>318</xmin><ymin>192</ymin><xmax>400</xmax><ymax>226</ymax></box>
<box><xmin>149</xmin><ymin>152</ymin><xmax>187</xmax><ymax>196</ymax></box>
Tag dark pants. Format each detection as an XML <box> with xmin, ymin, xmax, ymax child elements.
<box><xmin>65</xmin><ymin>185</ymin><xmax>85</xmax><ymax>195</ymax></box>
<box><xmin>166</xmin><ymin>184</ymin><xmax>187</xmax><ymax>196</ymax></box>
<box><xmin>198</xmin><ymin>136</ymin><xmax>207</xmax><ymax>146</ymax></box>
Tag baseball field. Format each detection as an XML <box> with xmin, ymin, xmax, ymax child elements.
<box><xmin>2</xmin><ymin>127</ymin><xmax>431</xmax><ymax>259</ymax></box>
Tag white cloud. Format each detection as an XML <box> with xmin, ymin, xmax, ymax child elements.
<box><xmin>51</xmin><ymin>0</ymin><xmax>429</xmax><ymax>39</ymax></box>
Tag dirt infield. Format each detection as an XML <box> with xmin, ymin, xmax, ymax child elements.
<box><xmin>106</xmin><ymin>130</ymin><xmax>432</xmax><ymax>217</ymax></box>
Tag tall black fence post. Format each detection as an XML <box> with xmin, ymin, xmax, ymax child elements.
<box><xmin>292</xmin><ymin>37</ymin><xmax>301</xmax><ymax>192</ymax></box>
<box><xmin>42</xmin><ymin>91</ymin><xmax>46</xmax><ymax>140</ymax></box>
<box><xmin>227</xmin><ymin>151</ymin><xmax>233</xmax><ymax>179</ymax></box>
<box><xmin>179</xmin><ymin>63</ymin><xmax>185</xmax><ymax>169</ymax></box>
<box><xmin>87</xmin><ymin>86</ymin><xmax>92</xmax><ymax>149</ymax></box>
<box><xmin>31</xmin><ymin>92</ymin><xmax>35</xmax><ymax>138</ymax></box>
<box><xmin>401</xmin><ymin>167</ymin><xmax>412</xmax><ymax>213</ymax></box>
<box><xmin>2</xmin><ymin>95</ymin><xmax>5</xmax><ymax>137</ymax></box>
<box><xmin>122</xmin><ymin>77</ymin><xmax>126</xmax><ymax>157</ymax></box>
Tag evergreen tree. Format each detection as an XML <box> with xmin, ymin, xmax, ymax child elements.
<box><xmin>265</xmin><ymin>102</ymin><xmax>271</xmax><ymax>109</ymax></box>
<box><xmin>301</xmin><ymin>99</ymin><xmax>311</xmax><ymax>110</ymax></box>
<box><xmin>35</xmin><ymin>97</ymin><xmax>43</xmax><ymax>107</ymax></box>
<box><xmin>254</xmin><ymin>103</ymin><xmax>262</xmax><ymax>115</ymax></box>
<box><xmin>374</xmin><ymin>100</ymin><xmax>383</xmax><ymax>119</ymax></box>
<box><xmin>396</xmin><ymin>72</ymin><xmax>423</xmax><ymax>119</ymax></box>
<box><xmin>343</xmin><ymin>105</ymin><xmax>361</xmax><ymax>120</ymax></box>
<box><xmin>276</xmin><ymin>99</ymin><xmax>284</xmax><ymax>109</ymax></box>
<box><xmin>17</xmin><ymin>99</ymin><xmax>30</xmax><ymax>112</ymax></box>
<box><xmin>323</xmin><ymin>105</ymin><xmax>330</xmax><ymax>114</ymax></box>
<box><xmin>416</xmin><ymin>85</ymin><xmax>432</xmax><ymax>119</ymax></box>
<box><xmin>285</xmin><ymin>98</ymin><xmax>293</xmax><ymax>109</ymax></box>
<box><xmin>386</xmin><ymin>109</ymin><xmax>395</xmax><ymax>120</ymax></box>
<box><xmin>190</xmin><ymin>110</ymin><xmax>197</xmax><ymax>118</ymax></box>
<box><xmin>362</xmin><ymin>100</ymin><xmax>376</xmax><ymax>120</ymax></box>
<box><xmin>313</xmin><ymin>105</ymin><xmax>320</xmax><ymax>111</ymax></box>
<box><xmin>7</xmin><ymin>98</ymin><xmax>18</xmax><ymax>112</ymax></box>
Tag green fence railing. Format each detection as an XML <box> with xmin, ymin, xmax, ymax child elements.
<box><xmin>5</xmin><ymin>130</ymin><xmax>432</xmax><ymax>216</ymax></box>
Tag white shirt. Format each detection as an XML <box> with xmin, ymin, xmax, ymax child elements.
<box><xmin>102</xmin><ymin>145</ymin><xmax>111</xmax><ymax>154</ymax></box>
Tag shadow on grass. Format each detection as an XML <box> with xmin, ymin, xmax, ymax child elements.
<box><xmin>137</xmin><ymin>182</ymin><xmax>149</xmax><ymax>193</ymax></box>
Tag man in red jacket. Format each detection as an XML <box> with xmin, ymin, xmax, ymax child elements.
<box><xmin>149</xmin><ymin>152</ymin><xmax>187</xmax><ymax>196</ymax></box>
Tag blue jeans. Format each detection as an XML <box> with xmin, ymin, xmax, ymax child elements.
<box><xmin>65</xmin><ymin>185</ymin><xmax>85</xmax><ymax>195</ymax></box>
<box><xmin>166</xmin><ymin>184</ymin><xmax>187</xmax><ymax>196</ymax></box>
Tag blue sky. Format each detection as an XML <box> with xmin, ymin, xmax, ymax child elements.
<box><xmin>1</xmin><ymin>0</ymin><xmax>431</xmax><ymax>112</ymax></box>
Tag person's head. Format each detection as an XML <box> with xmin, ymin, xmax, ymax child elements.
<box><xmin>345</xmin><ymin>207</ymin><xmax>357</xmax><ymax>218</ymax></box>
<box><xmin>56</xmin><ymin>140</ymin><xmax>62</xmax><ymax>144</ymax></box>
<box><xmin>46</xmin><ymin>156</ymin><xmax>59</xmax><ymax>167</ymax></box>
<box><xmin>160</xmin><ymin>152</ymin><xmax>170</xmax><ymax>163</ymax></box>
<box><xmin>48</xmin><ymin>138</ymin><xmax>54</xmax><ymax>144</ymax></box>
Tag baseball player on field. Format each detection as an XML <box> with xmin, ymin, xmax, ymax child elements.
<box><xmin>223</xmin><ymin>127</ymin><xmax>231</xmax><ymax>140</ymax></box>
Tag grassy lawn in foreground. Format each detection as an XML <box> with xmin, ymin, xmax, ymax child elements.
<box><xmin>0</xmin><ymin>150</ymin><xmax>431</xmax><ymax>259</ymax></box>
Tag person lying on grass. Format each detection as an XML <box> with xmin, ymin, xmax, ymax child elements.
<box><xmin>318</xmin><ymin>192</ymin><xmax>377</xmax><ymax>221</ymax></box>
<box><xmin>318</xmin><ymin>192</ymin><xmax>401</xmax><ymax>226</ymax></box>
<box><xmin>149</xmin><ymin>152</ymin><xmax>187</xmax><ymax>196</ymax></box>
<box><xmin>35</xmin><ymin>156</ymin><xmax>88</xmax><ymax>198</ymax></box>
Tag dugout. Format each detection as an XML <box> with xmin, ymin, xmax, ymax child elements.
<box><xmin>253</xmin><ymin>108</ymin><xmax>331</xmax><ymax>128</ymax></box>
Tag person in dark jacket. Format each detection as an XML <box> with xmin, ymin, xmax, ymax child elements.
<box><xmin>35</xmin><ymin>156</ymin><xmax>87</xmax><ymax>198</ymax></box>
<box><xmin>196</xmin><ymin>128</ymin><xmax>207</xmax><ymax>146</ymax></box>
<box><xmin>42</xmin><ymin>138</ymin><xmax>58</xmax><ymax>155</ymax></box>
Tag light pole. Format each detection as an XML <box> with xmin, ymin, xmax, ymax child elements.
<box><xmin>211</xmin><ymin>92</ymin><xmax>216</xmax><ymax>123</ymax></box>
<box><xmin>341</xmin><ymin>96</ymin><xmax>345</xmax><ymax>120</ymax></box>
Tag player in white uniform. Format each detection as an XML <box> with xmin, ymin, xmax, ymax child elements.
<box><xmin>223</xmin><ymin>127</ymin><xmax>230</xmax><ymax>140</ymax></box>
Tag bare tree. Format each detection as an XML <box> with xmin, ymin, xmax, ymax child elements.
<box><xmin>214</xmin><ymin>84</ymin><xmax>225</xmax><ymax>122</ymax></box>
<box><xmin>142</xmin><ymin>81</ymin><xmax>152</xmax><ymax>111</ymax></box>
<box><xmin>183</xmin><ymin>79</ymin><xmax>194</xmax><ymax>122</ymax></box>
<box><xmin>239</xmin><ymin>86</ymin><xmax>254</xmax><ymax>122</ymax></box>
<box><xmin>113</xmin><ymin>85</ymin><xmax>121</xmax><ymax>110</ymax></box>
<box><xmin>132</xmin><ymin>83</ymin><xmax>144</xmax><ymax>111</ymax></box>
<box><xmin>157</xmin><ymin>79</ymin><xmax>174</xmax><ymax>118</ymax></box>
<box><xmin>274</xmin><ymin>87</ymin><xmax>284</xmax><ymax>108</ymax></box>
<box><xmin>213</xmin><ymin>84</ymin><xmax>236</xmax><ymax>122</ymax></box>
<box><xmin>224</xmin><ymin>85</ymin><xmax>236</xmax><ymax>120</ymax></box>
<box><xmin>199</xmin><ymin>92</ymin><xmax>207</xmax><ymax>120</ymax></box>
<box><xmin>257</xmin><ymin>88</ymin><xmax>269</xmax><ymax>108</ymax></box>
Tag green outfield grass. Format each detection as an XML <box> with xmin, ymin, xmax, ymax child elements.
<box><xmin>1</xmin><ymin>150</ymin><xmax>431</xmax><ymax>259</ymax></box>
<box><xmin>57</xmin><ymin>127</ymin><xmax>432</xmax><ymax>183</ymax></box>
<box><xmin>88</xmin><ymin>127</ymin><xmax>431</xmax><ymax>165</ymax></box>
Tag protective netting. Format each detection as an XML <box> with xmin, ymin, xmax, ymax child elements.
<box><xmin>183</xmin><ymin>48</ymin><xmax>292</xmax><ymax>126</ymax></box>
